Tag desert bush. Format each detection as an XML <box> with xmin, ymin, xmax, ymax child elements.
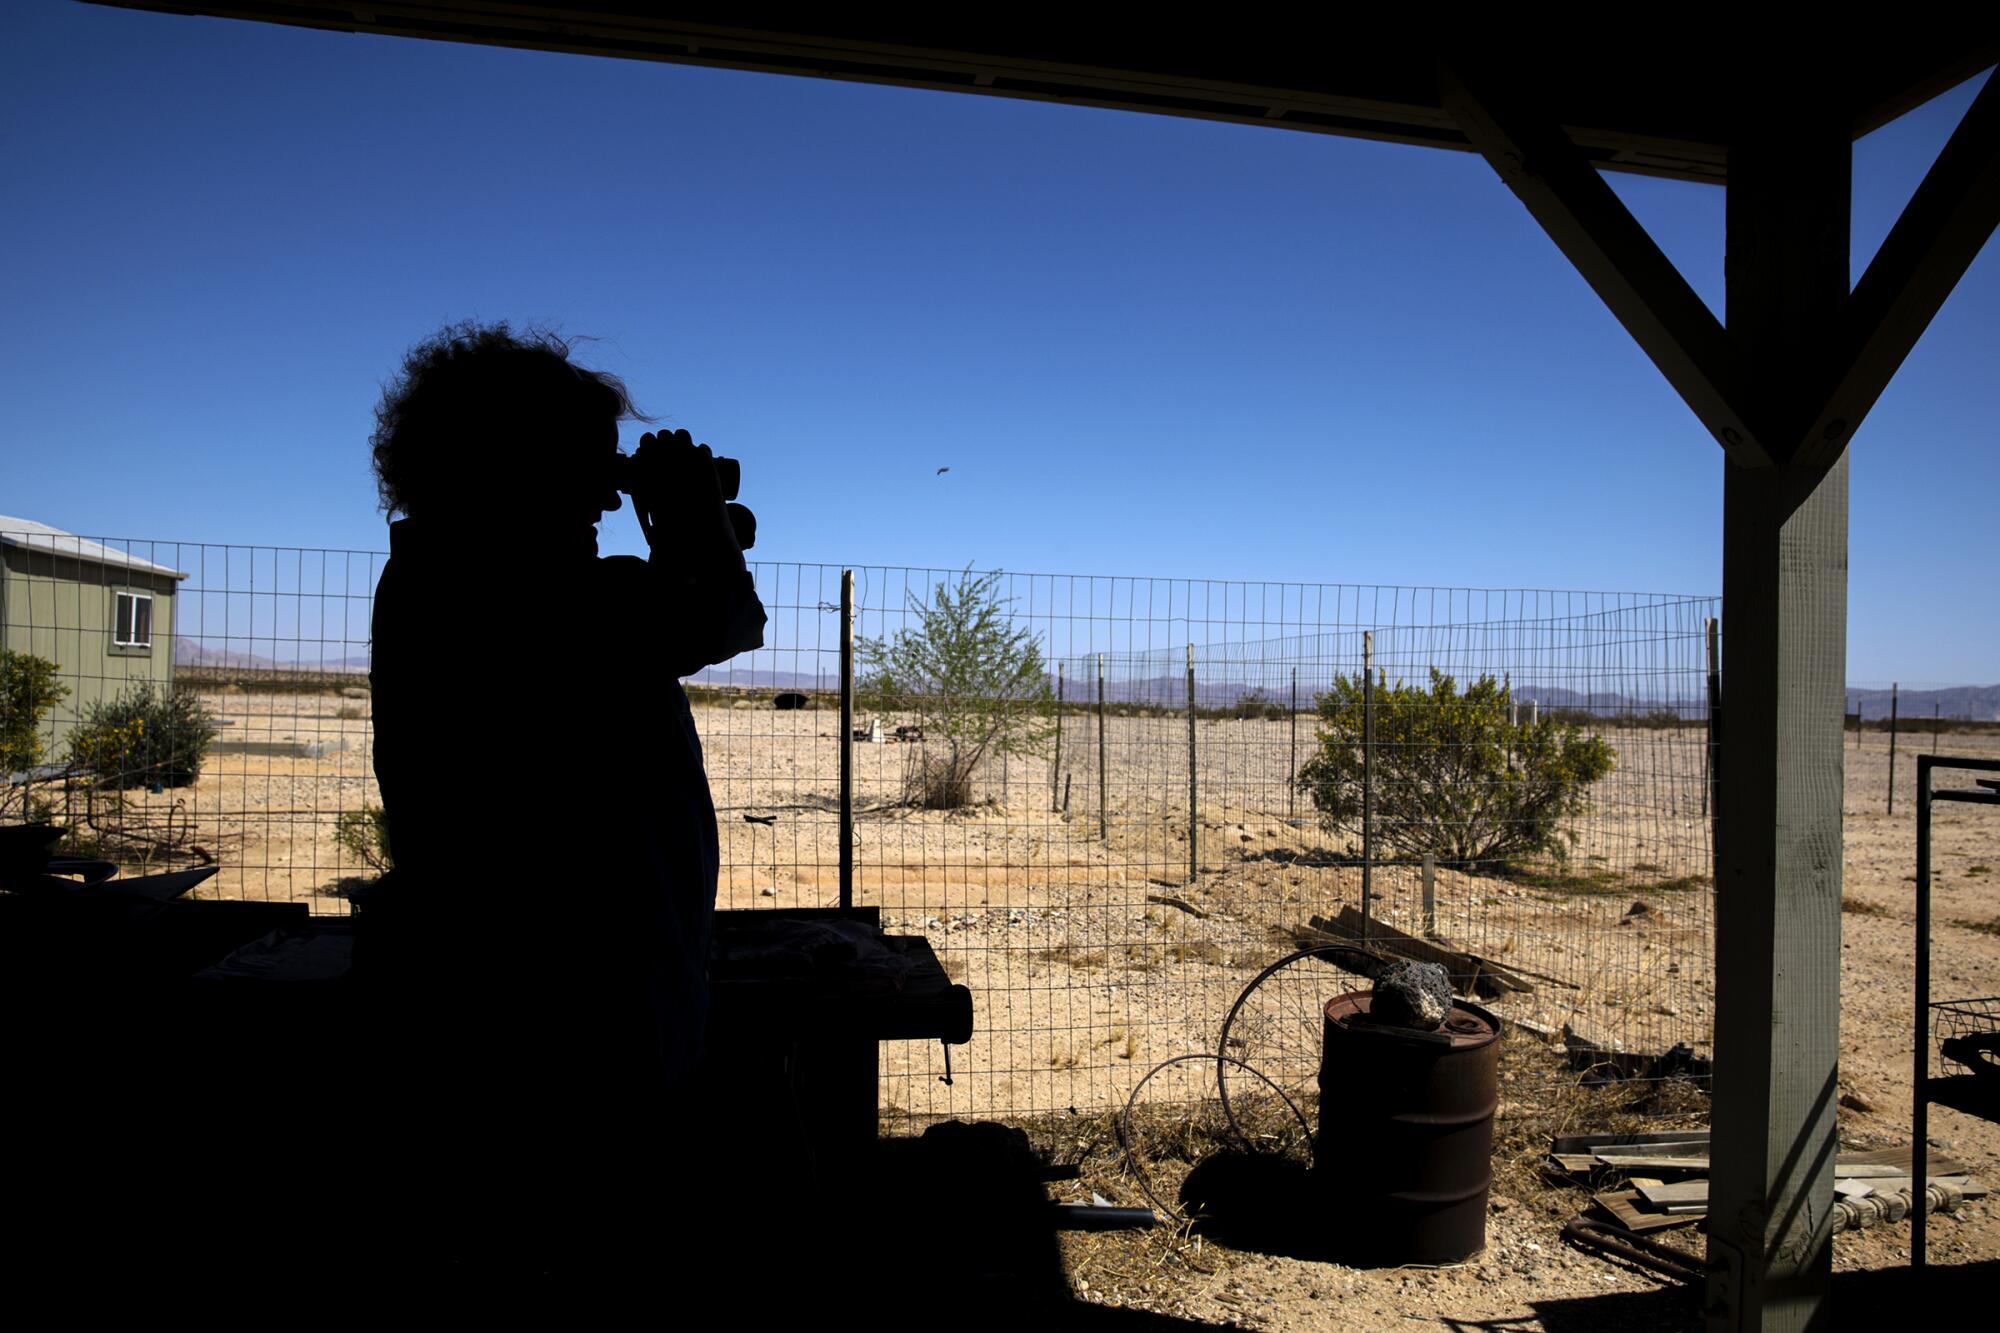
<box><xmin>1296</xmin><ymin>668</ymin><xmax>1614</xmax><ymax>867</ymax></box>
<box><xmin>334</xmin><ymin>805</ymin><xmax>394</xmax><ymax>873</ymax></box>
<box><xmin>859</xmin><ymin>569</ymin><xmax>1056</xmax><ymax>808</ymax></box>
<box><xmin>66</xmin><ymin>682</ymin><xmax>218</xmax><ymax>788</ymax></box>
<box><xmin>1195</xmin><ymin>689</ymin><xmax>1291</xmax><ymax>721</ymax></box>
<box><xmin>1</xmin><ymin>649</ymin><xmax>69</xmax><ymax>773</ymax></box>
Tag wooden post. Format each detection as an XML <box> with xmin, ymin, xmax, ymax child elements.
<box><xmin>1361</xmin><ymin>630</ymin><xmax>1374</xmax><ymax>937</ymax></box>
<box><xmin>1705</xmin><ymin>112</ymin><xmax>1849</xmax><ymax>1333</ymax></box>
<box><xmin>1443</xmin><ymin>56</ymin><xmax>1999</xmax><ymax>1333</ymax></box>
<box><xmin>1421</xmin><ymin>855</ymin><xmax>1436</xmax><ymax>939</ymax></box>
<box><xmin>1887</xmin><ymin>683</ymin><xmax>1900</xmax><ymax>815</ymax></box>
<box><xmin>839</xmin><ymin>569</ymin><xmax>854</xmax><ymax>911</ymax></box>
<box><xmin>1096</xmin><ymin>653</ymin><xmax>1108</xmax><ymax>842</ymax></box>
<box><xmin>1052</xmin><ymin>661</ymin><xmax>1065</xmax><ymax>813</ymax></box>
<box><xmin>1704</xmin><ymin>616</ymin><xmax>1720</xmax><ymax>821</ymax></box>
<box><xmin>1186</xmin><ymin>644</ymin><xmax>1198</xmax><ymax>883</ymax></box>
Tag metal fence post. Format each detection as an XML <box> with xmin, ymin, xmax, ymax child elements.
<box><xmin>1186</xmin><ymin>644</ymin><xmax>1197</xmax><ymax>883</ymax></box>
<box><xmin>1052</xmin><ymin>660</ymin><xmax>1064</xmax><ymax>813</ymax></box>
<box><xmin>1097</xmin><ymin>652</ymin><xmax>1109</xmax><ymax>843</ymax></box>
<box><xmin>839</xmin><ymin>569</ymin><xmax>854</xmax><ymax>910</ymax></box>
<box><xmin>1888</xmin><ymin>682</ymin><xmax>1900</xmax><ymax>815</ymax></box>
<box><xmin>1289</xmin><ymin>666</ymin><xmax>1298</xmax><ymax>820</ymax></box>
<box><xmin>1362</xmin><ymin>630</ymin><xmax>1374</xmax><ymax>937</ymax></box>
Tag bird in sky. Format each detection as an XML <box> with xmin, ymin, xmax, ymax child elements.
<box><xmin>936</xmin><ymin>466</ymin><xmax>951</xmax><ymax>475</ymax></box>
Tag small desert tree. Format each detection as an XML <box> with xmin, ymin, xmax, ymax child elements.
<box><xmin>1</xmin><ymin>649</ymin><xmax>69</xmax><ymax>775</ymax></box>
<box><xmin>2</xmin><ymin>650</ymin><xmax>71</xmax><ymax>818</ymax></box>
<box><xmin>859</xmin><ymin>569</ymin><xmax>1056</xmax><ymax>809</ymax></box>
<box><xmin>1295</xmin><ymin>668</ymin><xmax>1614</xmax><ymax>868</ymax></box>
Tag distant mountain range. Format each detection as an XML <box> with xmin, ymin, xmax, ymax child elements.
<box><xmin>173</xmin><ymin>638</ymin><xmax>369</xmax><ymax>672</ymax></box>
<box><xmin>684</xmin><ymin>664</ymin><xmax>1999</xmax><ymax>721</ymax></box>
<box><xmin>1846</xmin><ymin>684</ymin><xmax>2000</xmax><ymax>722</ymax></box>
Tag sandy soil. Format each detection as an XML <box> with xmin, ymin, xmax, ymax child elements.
<box><xmin>51</xmin><ymin>697</ymin><xmax>2000</xmax><ymax>1327</ymax></box>
<box><xmin>1043</xmin><ymin>730</ymin><xmax>2000</xmax><ymax>1328</ymax></box>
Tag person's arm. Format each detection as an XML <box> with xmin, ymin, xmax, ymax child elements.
<box><xmin>624</xmin><ymin>429</ymin><xmax>767</xmax><ymax>677</ymax></box>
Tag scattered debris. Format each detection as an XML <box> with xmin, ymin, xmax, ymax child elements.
<box><xmin>1560</xmin><ymin>1031</ymin><xmax>1711</xmax><ymax>1086</ymax></box>
<box><xmin>1145</xmin><ymin>893</ymin><xmax>1209</xmax><ymax>921</ymax></box>
<box><xmin>1546</xmin><ymin>1130</ymin><xmax>1985</xmax><ymax>1246</ymax></box>
<box><xmin>742</xmin><ymin>814</ymin><xmax>777</xmax><ymax>825</ymax></box>
<box><xmin>1561</xmin><ymin>1218</ymin><xmax>1703</xmax><ymax>1283</ymax></box>
<box><xmin>1298</xmin><ymin>907</ymin><xmax>1536</xmax><ymax>1001</ymax></box>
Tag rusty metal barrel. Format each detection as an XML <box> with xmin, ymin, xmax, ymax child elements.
<box><xmin>1313</xmin><ymin>991</ymin><xmax>1500</xmax><ymax>1265</ymax></box>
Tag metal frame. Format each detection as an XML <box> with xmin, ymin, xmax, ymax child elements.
<box><xmin>1910</xmin><ymin>753</ymin><xmax>2000</xmax><ymax>1269</ymax></box>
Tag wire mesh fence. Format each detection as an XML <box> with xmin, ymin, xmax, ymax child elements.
<box><xmin>701</xmin><ymin>568</ymin><xmax>1725</xmax><ymax>1125</ymax></box>
<box><xmin>2</xmin><ymin>526</ymin><xmax>381</xmax><ymax>909</ymax></box>
<box><xmin>6</xmin><ymin>526</ymin><xmax>1738</xmax><ymax>1123</ymax></box>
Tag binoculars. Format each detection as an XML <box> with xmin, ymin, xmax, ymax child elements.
<box><xmin>611</xmin><ymin>448</ymin><xmax>756</xmax><ymax>550</ymax></box>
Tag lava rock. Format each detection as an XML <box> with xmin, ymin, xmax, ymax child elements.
<box><xmin>1371</xmin><ymin>960</ymin><xmax>1452</xmax><ymax>1030</ymax></box>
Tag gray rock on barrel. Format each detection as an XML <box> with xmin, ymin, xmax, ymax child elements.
<box><xmin>1371</xmin><ymin>960</ymin><xmax>1452</xmax><ymax>1030</ymax></box>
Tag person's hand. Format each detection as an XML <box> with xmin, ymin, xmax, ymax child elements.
<box><xmin>631</xmin><ymin>428</ymin><xmax>742</xmax><ymax>562</ymax></box>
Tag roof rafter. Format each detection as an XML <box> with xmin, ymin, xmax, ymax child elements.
<box><xmin>1794</xmin><ymin>69</ymin><xmax>2000</xmax><ymax>468</ymax></box>
<box><xmin>1438</xmin><ymin>59</ymin><xmax>1770</xmax><ymax>467</ymax></box>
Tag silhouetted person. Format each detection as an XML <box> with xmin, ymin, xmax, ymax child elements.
<box><xmin>359</xmin><ymin>321</ymin><xmax>763</xmax><ymax>1288</ymax></box>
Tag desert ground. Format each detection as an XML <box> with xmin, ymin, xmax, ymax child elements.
<box><xmin>41</xmin><ymin>692</ymin><xmax>2000</xmax><ymax>1327</ymax></box>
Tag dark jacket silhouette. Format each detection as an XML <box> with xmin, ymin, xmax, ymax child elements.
<box><xmin>358</xmin><ymin>323</ymin><xmax>763</xmax><ymax>1274</ymax></box>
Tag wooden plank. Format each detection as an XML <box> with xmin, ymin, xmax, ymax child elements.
<box><xmin>1314</xmin><ymin>907</ymin><xmax>1534</xmax><ymax>996</ymax></box>
<box><xmin>1796</xmin><ymin>72</ymin><xmax>2000</xmax><ymax>469</ymax></box>
<box><xmin>1835</xmin><ymin>1176</ymin><xmax>1986</xmax><ymax>1199</ymax></box>
<box><xmin>1593</xmin><ymin>1138</ymin><xmax>1709</xmax><ymax>1160</ymax></box>
<box><xmin>1437</xmin><ymin>59</ymin><xmax>1768</xmax><ymax>467</ymax></box>
<box><xmin>1593</xmin><ymin>1189</ymin><xmax>1702</xmax><ymax>1234</ymax></box>
<box><xmin>1638</xmin><ymin>1181</ymin><xmax>1711</xmax><ymax>1206</ymax></box>
<box><xmin>1704</xmin><ymin>98</ymin><xmax>1851</xmax><ymax>1333</ymax></box>
<box><xmin>1584</xmin><ymin>1144</ymin><xmax>1712</xmax><ymax>1168</ymax></box>
<box><xmin>1836</xmin><ymin>1156</ymin><xmax>1969</xmax><ymax>1180</ymax></box>
<box><xmin>1553</xmin><ymin>1130</ymin><xmax>1710</xmax><ymax>1155</ymax></box>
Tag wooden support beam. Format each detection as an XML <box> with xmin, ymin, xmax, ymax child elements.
<box><xmin>1704</xmin><ymin>108</ymin><xmax>1850</xmax><ymax>1333</ymax></box>
<box><xmin>1794</xmin><ymin>70</ymin><xmax>2000</xmax><ymax>468</ymax></box>
<box><xmin>1437</xmin><ymin>60</ymin><xmax>1770</xmax><ymax>467</ymax></box>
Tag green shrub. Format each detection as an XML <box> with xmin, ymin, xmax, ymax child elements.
<box><xmin>859</xmin><ymin>569</ymin><xmax>1056</xmax><ymax>809</ymax></box>
<box><xmin>1295</xmin><ymin>668</ymin><xmax>1615</xmax><ymax>868</ymax></box>
<box><xmin>334</xmin><ymin>805</ymin><xmax>394</xmax><ymax>873</ymax></box>
<box><xmin>1191</xmin><ymin>689</ymin><xmax>1291</xmax><ymax>721</ymax></box>
<box><xmin>1</xmin><ymin>649</ymin><xmax>69</xmax><ymax>773</ymax></box>
<box><xmin>67</xmin><ymin>682</ymin><xmax>218</xmax><ymax>788</ymax></box>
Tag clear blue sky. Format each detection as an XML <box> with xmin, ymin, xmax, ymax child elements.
<box><xmin>2</xmin><ymin>4</ymin><xmax>1993</xmax><ymax>681</ymax></box>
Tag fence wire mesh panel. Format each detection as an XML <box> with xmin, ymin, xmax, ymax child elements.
<box><xmin>5</xmin><ymin>532</ymin><xmax>1738</xmax><ymax>1122</ymax></box>
<box><xmin>2</xmin><ymin>529</ymin><xmax>381</xmax><ymax>910</ymax></box>
<box><xmin>697</xmin><ymin>568</ymin><xmax>1724</xmax><ymax>1126</ymax></box>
